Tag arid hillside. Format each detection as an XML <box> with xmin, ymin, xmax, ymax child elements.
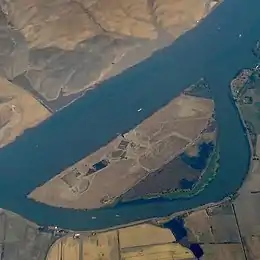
<box><xmin>0</xmin><ymin>0</ymin><xmax>220</xmax><ymax>109</ymax></box>
<box><xmin>0</xmin><ymin>77</ymin><xmax>50</xmax><ymax>147</ymax></box>
<box><xmin>29</xmin><ymin>93</ymin><xmax>214</xmax><ymax>209</ymax></box>
<box><xmin>0</xmin><ymin>0</ymin><xmax>221</xmax><ymax>147</ymax></box>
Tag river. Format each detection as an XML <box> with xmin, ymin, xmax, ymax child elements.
<box><xmin>0</xmin><ymin>0</ymin><xmax>257</xmax><ymax>230</ymax></box>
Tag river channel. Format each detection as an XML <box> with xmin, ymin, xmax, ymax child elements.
<box><xmin>0</xmin><ymin>0</ymin><xmax>258</xmax><ymax>230</ymax></box>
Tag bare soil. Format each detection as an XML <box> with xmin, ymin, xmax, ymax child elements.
<box><xmin>0</xmin><ymin>77</ymin><xmax>51</xmax><ymax>148</ymax></box>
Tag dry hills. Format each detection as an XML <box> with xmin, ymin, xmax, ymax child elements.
<box><xmin>0</xmin><ymin>77</ymin><xmax>50</xmax><ymax>147</ymax></box>
<box><xmin>0</xmin><ymin>0</ymin><xmax>220</xmax><ymax>107</ymax></box>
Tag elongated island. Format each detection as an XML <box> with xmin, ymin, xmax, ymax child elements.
<box><xmin>29</xmin><ymin>79</ymin><xmax>220</xmax><ymax>210</ymax></box>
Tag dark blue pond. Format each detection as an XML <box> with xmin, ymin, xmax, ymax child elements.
<box><xmin>181</xmin><ymin>142</ymin><xmax>215</xmax><ymax>170</ymax></box>
<box><xmin>179</xmin><ymin>179</ymin><xmax>195</xmax><ymax>190</ymax></box>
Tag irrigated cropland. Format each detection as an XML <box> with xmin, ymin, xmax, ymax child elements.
<box><xmin>46</xmin><ymin>224</ymin><xmax>194</xmax><ymax>260</ymax></box>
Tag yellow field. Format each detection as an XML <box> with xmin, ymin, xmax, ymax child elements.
<box><xmin>119</xmin><ymin>224</ymin><xmax>175</xmax><ymax>248</ymax></box>
<box><xmin>202</xmin><ymin>244</ymin><xmax>245</xmax><ymax>260</ymax></box>
<box><xmin>47</xmin><ymin>237</ymin><xmax>79</xmax><ymax>260</ymax></box>
<box><xmin>82</xmin><ymin>231</ymin><xmax>119</xmax><ymax>260</ymax></box>
<box><xmin>46</xmin><ymin>224</ymin><xmax>194</xmax><ymax>260</ymax></box>
<box><xmin>121</xmin><ymin>244</ymin><xmax>194</xmax><ymax>260</ymax></box>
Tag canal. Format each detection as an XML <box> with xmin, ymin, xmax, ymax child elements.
<box><xmin>0</xmin><ymin>0</ymin><xmax>257</xmax><ymax>230</ymax></box>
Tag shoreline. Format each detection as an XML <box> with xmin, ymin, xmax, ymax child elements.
<box><xmin>0</xmin><ymin>0</ymin><xmax>255</xmax><ymax>231</ymax></box>
<box><xmin>67</xmin><ymin>196</ymin><xmax>232</xmax><ymax>233</ymax></box>
<box><xmin>228</xmin><ymin>69</ymin><xmax>255</xmax><ymax>199</ymax></box>
<box><xmin>72</xmin><ymin>67</ymin><xmax>254</xmax><ymax>234</ymax></box>
<box><xmin>88</xmin><ymin>66</ymin><xmax>255</xmax><ymax>234</ymax></box>
<box><xmin>33</xmin><ymin>0</ymin><xmax>224</xmax><ymax>114</ymax></box>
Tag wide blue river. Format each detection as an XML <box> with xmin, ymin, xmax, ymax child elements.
<box><xmin>0</xmin><ymin>0</ymin><xmax>258</xmax><ymax>230</ymax></box>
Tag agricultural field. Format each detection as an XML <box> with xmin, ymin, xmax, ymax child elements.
<box><xmin>233</xmin><ymin>135</ymin><xmax>260</xmax><ymax>260</ymax></box>
<box><xmin>119</xmin><ymin>224</ymin><xmax>176</xmax><ymax>248</ymax></box>
<box><xmin>201</xmin><ymin>244</ymin><xmax>245</xmax><ymax>260</ymax></box>
<box><xmin>121</xmin><ymin>244</ymin><xmax>194</xmax><ymax>260</ymax></box>
<box><xmin>232</xmin><ymin>67</ymin><xmax>260</xmax><ymax>134</ymax></box>
<box><xmin>46</xmin><ymin>223</ymin><xmax>194</xmax><ymax>260</ymax></box>
<box><xmin>182</xmin><ymin>203</ymin><xmax>245</xmax><ymax>260</ymax></box>
<box><xmin>185</xmin><ymin>203</ymin><xmax>240</xmax><ymax>244</ymax></box>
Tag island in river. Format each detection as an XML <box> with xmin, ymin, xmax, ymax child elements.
<box><xmin>0</xmin><ymin>0</ymin><xmax>259</xmax><ymax>257</ymax></box>
<box><xmin>29</xmin><ymin>80</ymin><xmax>219</xmax><ymax>210</ymax></box>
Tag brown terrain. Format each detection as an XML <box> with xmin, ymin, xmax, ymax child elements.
<box><xmin>46</xmin><ymin>223</ymin><xmax>194</xmax><ymax>260</ymax></box>
<box><xmin>0</xmin><ymin>0</ymin><xmax>220</xmax><ymax>110</ymax></box>
<box><xmin>2</xmin><ymin>0</ymin><xmax>218</xmax><ymax>48</ymax></box>
<box><xmin>183</xmin><ymin>203</ymin><xmax>245</xmax><ymax>260</ymax></box>
<box><xmin>29</xmin><ymin>93</ymin><xmax>214</xmax><ymax>209</ymax></box>
<box><xmin>0</xmin><ymin>0</ymin><xmax>219</xmax><ymax>146</ymax></box>
<box><xmin>0</xmin><ymin>137</ymin><xmax>258</xmax><ymax>260</ymax></box>
<box><xmin>0</xmin><ymin>209</ymin><xmax>54</xmax><ymax>260</ymax></box>
<box><xmin>0</xmin><ymin>77</ymin><xmax>50</xmax><ymax>148</ymax></box>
